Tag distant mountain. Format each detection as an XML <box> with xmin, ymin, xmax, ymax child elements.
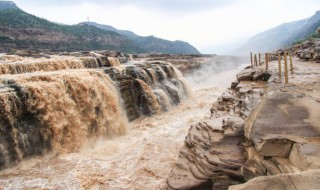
<box><xmin>0</xmin><ymin>1</ymin><xmax>18</xmax><ymax>10</ymax></box>
<box><xmin>236</xmin><ymin>11</ymin><xmax>320</xmax><ymax>54</ymax></box>
<box><xmin>83</xmin><ymin>22</ymin><xmax>200</xmax><ymax>54</ymax></box>
<box><xmin>0</xmin><ymin>1</ymin><xmax>199</xmax><ymax>54</ymax></box>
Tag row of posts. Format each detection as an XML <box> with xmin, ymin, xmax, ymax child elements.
<box><xmin>250</xmin><ymin>52</ymin><xmax>294</xmax><ymax>84</ymax></box>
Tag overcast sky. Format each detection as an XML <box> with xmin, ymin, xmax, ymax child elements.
<box><xmin>12</xmin><ymin>0</ymin><xmax>320</xmax><ymax>54</ymax></box>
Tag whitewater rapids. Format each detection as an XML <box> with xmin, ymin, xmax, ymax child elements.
<box><xmin>0</xmin><ymin>64</ymin><xmax>243</xmax><ymax>190</ymax></box>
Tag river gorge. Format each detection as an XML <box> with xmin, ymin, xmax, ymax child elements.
<box><xmin>0</xmin><ymin>52</ymin><xmax>244</xmax><ymax>189</ymax></box>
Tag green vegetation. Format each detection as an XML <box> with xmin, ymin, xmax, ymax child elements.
<box><xmin>292</xmin><ymin>28</ymin><xmax>320</xmax><ymax>45</ymax></box>
<box><xmin>134</xmin><ymin>36</ymin><xmax>199</xmax><ymax>54</ymax></box>
<box><xmin>0</xmin><ymin>7</ymin><xmax>199</xmax><ymax>54</ymax></box>
<box><xmin>87</xmin><ymin>22</ymin><xmax>200</xmax><ymax>54</ymax></box>
<box><xmin>0</xmin><ymin>8</ymin><xmax>142</xmax><ymax>53</ymax></box>
<box><xmin>0</xmin><ymin>9</ymin><xmax>121</xmax><ymax>37</ymax></box>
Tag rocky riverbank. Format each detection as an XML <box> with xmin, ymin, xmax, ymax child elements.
<box><xmin>167</xmin><ymin>58</ymin><xmax>320</xmax><ymax>189</ymax></box>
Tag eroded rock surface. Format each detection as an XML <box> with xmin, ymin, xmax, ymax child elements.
<box><xmin>167</xmin><ymin>59</ymin><xmax>320</xmax><ymax>190</ymax></box>
<box><xmin>240</xmin><ymin>59</ymin><xmax>320</xmax><ymax>184</ymax></box>
<box><xmin>167</xmin><ymin>67</ymin><xmax>268</xmax><ymax>189</ymax></box>
<box><xmin>229</xmin><ymin>169</ymin><xmax>320</xmax><ymax>190</ymax></box>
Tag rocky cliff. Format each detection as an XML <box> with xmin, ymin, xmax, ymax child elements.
<box><xmin>167</xmin><ymin>57</ymin><xmax>320</xmax><ymax>189</ymax></box>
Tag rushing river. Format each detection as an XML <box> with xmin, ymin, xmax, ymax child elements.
<box><xmin>0</xmin><ymin>60</ymin><xmax>244</xmax><ymax>190</ymax></box>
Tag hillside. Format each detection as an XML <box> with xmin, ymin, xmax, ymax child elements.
<box><xmin>0</xmin><ymin>3</ymin><xmax>143</xmax><ymax>53</ymax></box>
<box><xmin>0</xmin><ymin>1</ymin><xmax>17</xmax><ymax>10</ymax></box>
<box><xmin>236</xmin><ymin>11</ymin><xmax>320</xmax><ymax>54</ymax></box>
<box><xmin>0</xmin><ymin>1</ymin><xmax>200</xmax><ymax>54</ymax></box>
<box><xmin>83</xmin><ymin>22</ymin><xmax>200</xmax><ymax>54</ymax></box>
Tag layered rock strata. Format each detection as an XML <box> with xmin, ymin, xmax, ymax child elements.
<box><xmin>167</xmin><ymin>59</ymin><xmax>320</xmax><ymax>189</ymax></box>
<box><xmin>167</xmin><ymin>67</ymin><xmax>270</xmax><ymax>189</ymax></box>
<box><xmin>234</xmin><ymin>60</ymin><xmax>320</xmax><ymax>189</ymax></box>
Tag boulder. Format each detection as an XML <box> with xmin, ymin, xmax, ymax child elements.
<box><xmin>236</xmin><ymin>69</ymin><xmax>255</xmax><ymax>81</ymax></box>
<box><xmin>229</xmin><ymin>169</ymin><xmax>320</xmax><ymax>190</ymax></box>
<box><xmin>289</xmin><ymin>143</ymin><xmax>320</xmax><ymax>171</ymax></box>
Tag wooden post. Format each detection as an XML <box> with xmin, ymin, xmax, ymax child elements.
<box><xmin>278</xmin><ymin>53</ymin><xmax>282</xmax><ymax>80</ymax></box>
<box><xmin>265</xmin><ymin>53</ymin><xmax>268</xmax><ymax>70</ymax></box>
<box><xmin>289</xmin><ymin>52</ymin><xmax>294</xmax><ymax>74</ymax></box>
<box><xmin>269</xmin><ymin>53</ymin><xmax>272</xmax><ymax>62</ymax></box>
<box><xmin>258</xmin><ymin>53</ymin><xmax>261</xmax><ymax>65</ymax></box>
<box><xmin>284</xmin><ymin>52</ymin><xmax>288</xmax><ymax>84</ymax></box>
<box><xmin>254</xmin><ymin>54</ymin><xmax>258</xmax><ymax>67</ymax></box>
<box><xmin>250</xmin><ymin>52</ymin><xmax>253</xmax><ymax>68</ymax></box>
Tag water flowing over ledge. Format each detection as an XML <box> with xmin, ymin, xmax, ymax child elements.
<box><xmin>0</xmin><ymin>53</ymin><xmax>191</xmax><ymax>169</ymax></box>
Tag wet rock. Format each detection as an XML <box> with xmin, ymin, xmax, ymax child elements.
<box><xmin>222</xmin><ymin>93</ymin><xmax>234</xmax><ymax>101</ymax></box>
<box><xmin>231</xmin><ymin>80</ymin><xmax>240</xmax><ymax>89</ymax></box>
<box><xmin>236</xmin><ymin>68</ymin><xmax>271</xmax><ymax>82</ymax></box>
<box><xmin>236</xmin><ymin>69</ymin><xmax>255</xmax><ymax>81</ymax></box>
<box><xmin>102</xmin><ymin>61</ymin><xmax>190</xmax><ymax>121</ymax></box>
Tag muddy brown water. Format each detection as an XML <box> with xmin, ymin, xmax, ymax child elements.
<box><xmin>0</xmin><ymin>63</ymin><xmax>243</xmax><ymax>190</ymax></box>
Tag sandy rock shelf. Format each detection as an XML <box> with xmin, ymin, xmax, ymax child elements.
<box><xmin>166</xmin><ymin>58</ymin><xmax>320</xmax><ymax>190</ymax></box>
<box><xmin>238</xmin><ymin>59</ymin><xmax>320</xmax><ymax>189</ymax></box>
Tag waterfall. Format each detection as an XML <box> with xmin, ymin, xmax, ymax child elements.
<box><xmin>0</xmin><ymin>70</ymin><xmax>127</xmax><ymax>168</ymax></box>
<box><xmin>119</xmin><ymin>61</ymin><xmax>192</xmax><ymax>117</ymax></box>
<box><xmin>107</xmin><ymin>57</ymin><xmax>121</xmax><ymax>67</ymax></box>
<box><xmin>136</xmin><ymin>79</ymin><xmax>161</xmax><ymax>115</ymax></box>
<box><xmin>0</xmin><ymin>57</ymin><xmax>101</xmax><ymax>75</ymax></box>
<box><xmin>0</xmin><ymin>55</ymin><xmax>192</xmax><ymax>169</ymax></box>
